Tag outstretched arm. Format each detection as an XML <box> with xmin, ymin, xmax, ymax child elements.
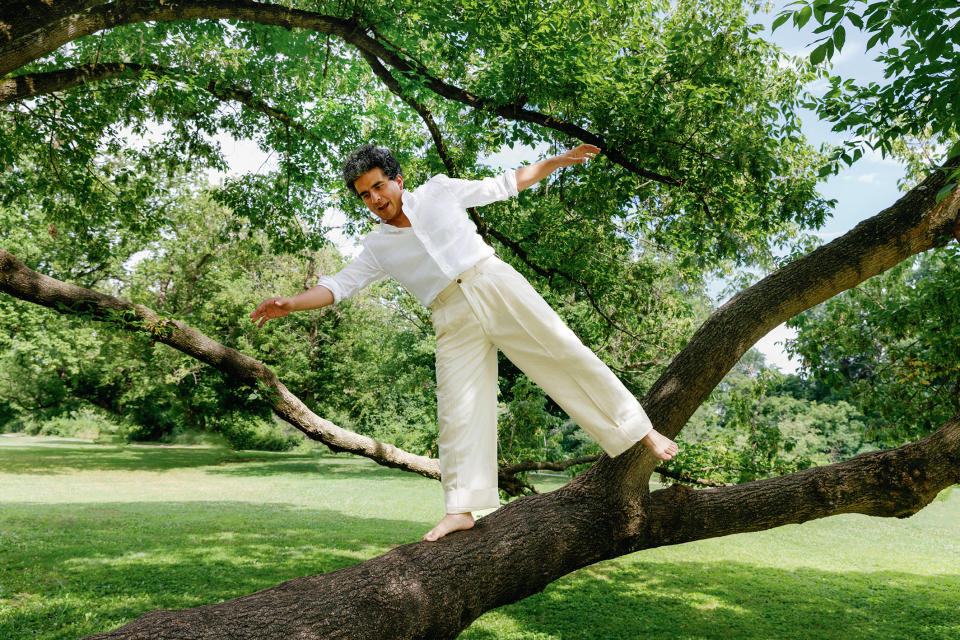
<box><xmin>515</xmin><ymin>144</ymin><xmax>600</xmax><ymax>191</ymax></box>
<box><xmin>249</xmin><ymin>285</ymin><xmax>335</xmax><ymax>327</ymax></box>
<box><xmin>250</xmin><ymin>246</ymin><xmax>388</xmax><ymax>327</ymax></box>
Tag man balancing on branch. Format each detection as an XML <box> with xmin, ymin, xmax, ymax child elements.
<box><xmin>250</xmin><ymin>144</ymin><xmax>679</xmax><ymax>542</ymax></box>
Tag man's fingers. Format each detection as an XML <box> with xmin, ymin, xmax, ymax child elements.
<box><xmin>564</xmin><ymin>144</ymin><xmax>600</xmax><ymax>164</ymax></box>
<box><xmin>251</xmin><ymin>299</ymin><xmax>289</xmax><ymax>327</ymax></box>
<box><xmin>250</xmin><ymin>298</ymin><xmax>278</xmax><ymax>324</ymax></box>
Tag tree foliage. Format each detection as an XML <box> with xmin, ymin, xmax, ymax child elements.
<box><xmin>3</xmin><ymin>0</ymin><xmax>829</xmax><ymax>462</ymax></box>
<box><xmin>788</xmin><ymin>245</ymin><xmax>960</xmax><ymax>445</ymax></box>
<box><xmin>776</xmin><ymin>0</ymin><xmax>960</xmax><ymax>192</ymax></box>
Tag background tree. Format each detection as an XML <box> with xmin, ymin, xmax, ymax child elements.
<box><xmin>788</xmin><ymin>245</ymin><xmax>960</xmax><ymax>447</ymax></box>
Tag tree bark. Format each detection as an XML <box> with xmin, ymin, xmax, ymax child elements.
<box><xmin>75</xmin><ymin>415</ymin><xmax>960</xmax><ymax>640</ymax></box>
<box><xmin>0</xmin><ymin>62</ymin><xmax>314</xmax><ymax>135</ymax></box>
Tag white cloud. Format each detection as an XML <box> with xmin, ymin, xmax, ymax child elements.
<box><xmin>840</xmin><ymin>172</ymin><xmax>879</xmax><ymax>183</ymax></box>
<box><xmin>755</xmin><ymin>323</ymin><xmax>800</xmax><ymax>374</ymax></box>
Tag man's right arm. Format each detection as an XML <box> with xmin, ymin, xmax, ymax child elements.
<box><xmin>250</xmin><ymin>285</ymin><xmax>334</xmax><ymax>327</ymax></box>
<box><xmin>250</xmin><ymin>245</ymin><xmax>387</xmax><ymax>327</ymax></box>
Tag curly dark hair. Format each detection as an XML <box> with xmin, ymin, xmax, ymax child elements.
<box><xmin>341</xmin><ymin>144</ymin><xmax>402</xmax><ymax>196</ymax></box>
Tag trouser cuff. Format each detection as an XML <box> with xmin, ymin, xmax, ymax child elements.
<box><xmin>601</xmin><ymin>409</ymin><xmax>654</xmax><ymax>458</ymax></box>
<box><xmin>445</xmin><ymin>488</ymin><xmax>500</xmax><ymax>513</ymax></box>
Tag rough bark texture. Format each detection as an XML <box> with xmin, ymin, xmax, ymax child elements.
<box><xmin>68</xmin><ymin>416</ymin><xmax>960</xmax><ymax>640</ymax></box>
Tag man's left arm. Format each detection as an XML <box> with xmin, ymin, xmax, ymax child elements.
<box><xmin>515</xmin><ymin>144</ymin><xmax>600</xmax><ymax>191</ymax></box>
<box><xmin>439</xmin><ymin>144</ymin><xmax>600</xmax><ymax>208</ymax></box>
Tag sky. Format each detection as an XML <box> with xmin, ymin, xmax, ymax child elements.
<box><xmin>212</xmin><ymin>3</ymin><xmax>911</xmax><ymax>375</ymax></box>
<box><xmin>735</xmin><ymin>3</ymin><xmax>909</xmax><ymax>373</ymax></box>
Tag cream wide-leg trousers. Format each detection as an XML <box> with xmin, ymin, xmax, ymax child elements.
<box><xmin>430</xmin><ymin>254</ymin><xmax>654</xmax><ymax>513</ymax></box>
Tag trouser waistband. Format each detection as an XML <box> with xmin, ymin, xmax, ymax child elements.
<box><xmin>430</xmin><ymin>255</ymin><xmax>496</xmax><ymax>310</ymax></box>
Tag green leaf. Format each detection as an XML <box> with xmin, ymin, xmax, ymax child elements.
<box><xmin>935</xmin><ymin>182</ymin><xmax>956</xmax><ymax>203</ymax></box>
<box><xmin>772</xmin><ymin>12</ymin><xmax>791</xmax><ymax>31</ymax></box>
<box><xmin>833</xmin><ymin>25</ymin><xmax>846</xmax><ymax>51</ymax></box>
<box><xmin>810</xmin><ymin>42</ymin><xmax>830</xmax><ymax>65</ymax></box>
<box><xmin>796</xmin><ymin>5</ymin><xmax>813</xmax><ymax>28</ymax></box>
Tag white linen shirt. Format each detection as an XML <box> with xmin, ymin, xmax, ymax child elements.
<box><xmin>316</xmin><ymin>171</ymin><xmax>519</xmax><ymax>307</ymax></box>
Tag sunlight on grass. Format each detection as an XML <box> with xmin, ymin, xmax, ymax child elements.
<box><xmin>1</xmin><ymin>435</ymin><xmax>958</xmax><ymax>640</ymax></box>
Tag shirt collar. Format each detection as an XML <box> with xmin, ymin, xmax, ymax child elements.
<box><xmin>378</xmin><ymin>189</ymin><xmax>415</xmax><ymax>234</ymax></box>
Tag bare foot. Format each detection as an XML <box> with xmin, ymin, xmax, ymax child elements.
<box><xmin>423</xmin><ymin>512</ymin><xmax>475</xmax><ymax>542</ymax></box>
<box><xmin>641</xmin><ymin>429</ymin><xmax>679</xmax><ymax>461</ymax></box>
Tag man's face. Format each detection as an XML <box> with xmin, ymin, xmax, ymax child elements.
<box><xmin>354</xmin><ymin>167</ymin><xmax>404</xmax><ymax>224</ymax></box>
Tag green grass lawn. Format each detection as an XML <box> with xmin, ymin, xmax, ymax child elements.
<box><xmin>1</xmin><ymin>435</ymin><xmax>958</xmax><ymax>640</ymax></box>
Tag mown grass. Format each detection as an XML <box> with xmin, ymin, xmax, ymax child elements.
<box><xmin>1</xmin><ymin>435</ymin><xmax>958</xmax><ymax>639</ymax></box>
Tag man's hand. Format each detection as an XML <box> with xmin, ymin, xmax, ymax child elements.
<box><xmin>553</xmin><ymin>144</ymin><xmax>601</xmax><ymax>168</ymax></box>
<box><xmin>515</xmin><ymin>144</ymin><xmax>601</xmax><ymax>191</ymax></box>
<box><xmin>250</xmin><ymin>297</ymin><xmax>294</xmax><ymax>327</ymax></box>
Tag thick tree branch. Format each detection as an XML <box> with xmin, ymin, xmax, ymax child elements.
<box><xmin>642</xmin><ymin>414</ymin><xmax>960</xmax><ymax>549</ymax></box>
<box><xmin>0</xmin><ymin>62</ymin><xmax>315</xmax><ymax>138</ymax></box>
<box><xmin>0</xmin><ymin>61</ymin><xmax>130</xmax><ymax>103</ymax></box>
<box><xmin>0</xmin><ymin>248</ymin><xmax>440</xmax><ymax>480</ymax></box>
<box><xmin>587</xmin><ymin>159</ymin><xmax>960</xmax><ymax>502</ymax></box>
<box><xmin>649</xmin><ymin>160</ymin><xmax>960</xmax><ymax>436</ymax></box>
<box><xmin>82</xmin><ymin>413</ymin><xmax>960</xmax><ymax>640</ymax></box>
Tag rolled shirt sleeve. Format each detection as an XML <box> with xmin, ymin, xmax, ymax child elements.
<box><xmin>316</xmin><ymin>245</ymin><xmax>387</xmax><ymax>305</ymax></box>
<box><xmin>436</xmin><ymin>172</ymin><xmax>519</xmax><ymax>209</ymax></box>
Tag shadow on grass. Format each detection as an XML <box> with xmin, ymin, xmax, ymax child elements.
<box><xmin>0</xmin><ymin>440</ymin><xmax>284</xmax><ymax>474</ymax></box>
<box><xmin>0</xmin><ymin>440</ymin><xmax>409</xmax><ymax>480</ymax></box>
<box><xmin>0</xmin><ymin>501</ymin><xmax>425</xmax><ymax>639</ymax></box>
<box><xmin>5</xmin><ymin>440</ymin><xmax>956</xmax><ymax>640</ymax></box>
<box><xmin>464</xmin><ymin>560</ymin><xmax>960</xmax><ymax>640</ymax></box>
<box><xmin>204</xmin><ymin>458</ymin><xmax>413</xmax><ymax>479</ymax></box>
